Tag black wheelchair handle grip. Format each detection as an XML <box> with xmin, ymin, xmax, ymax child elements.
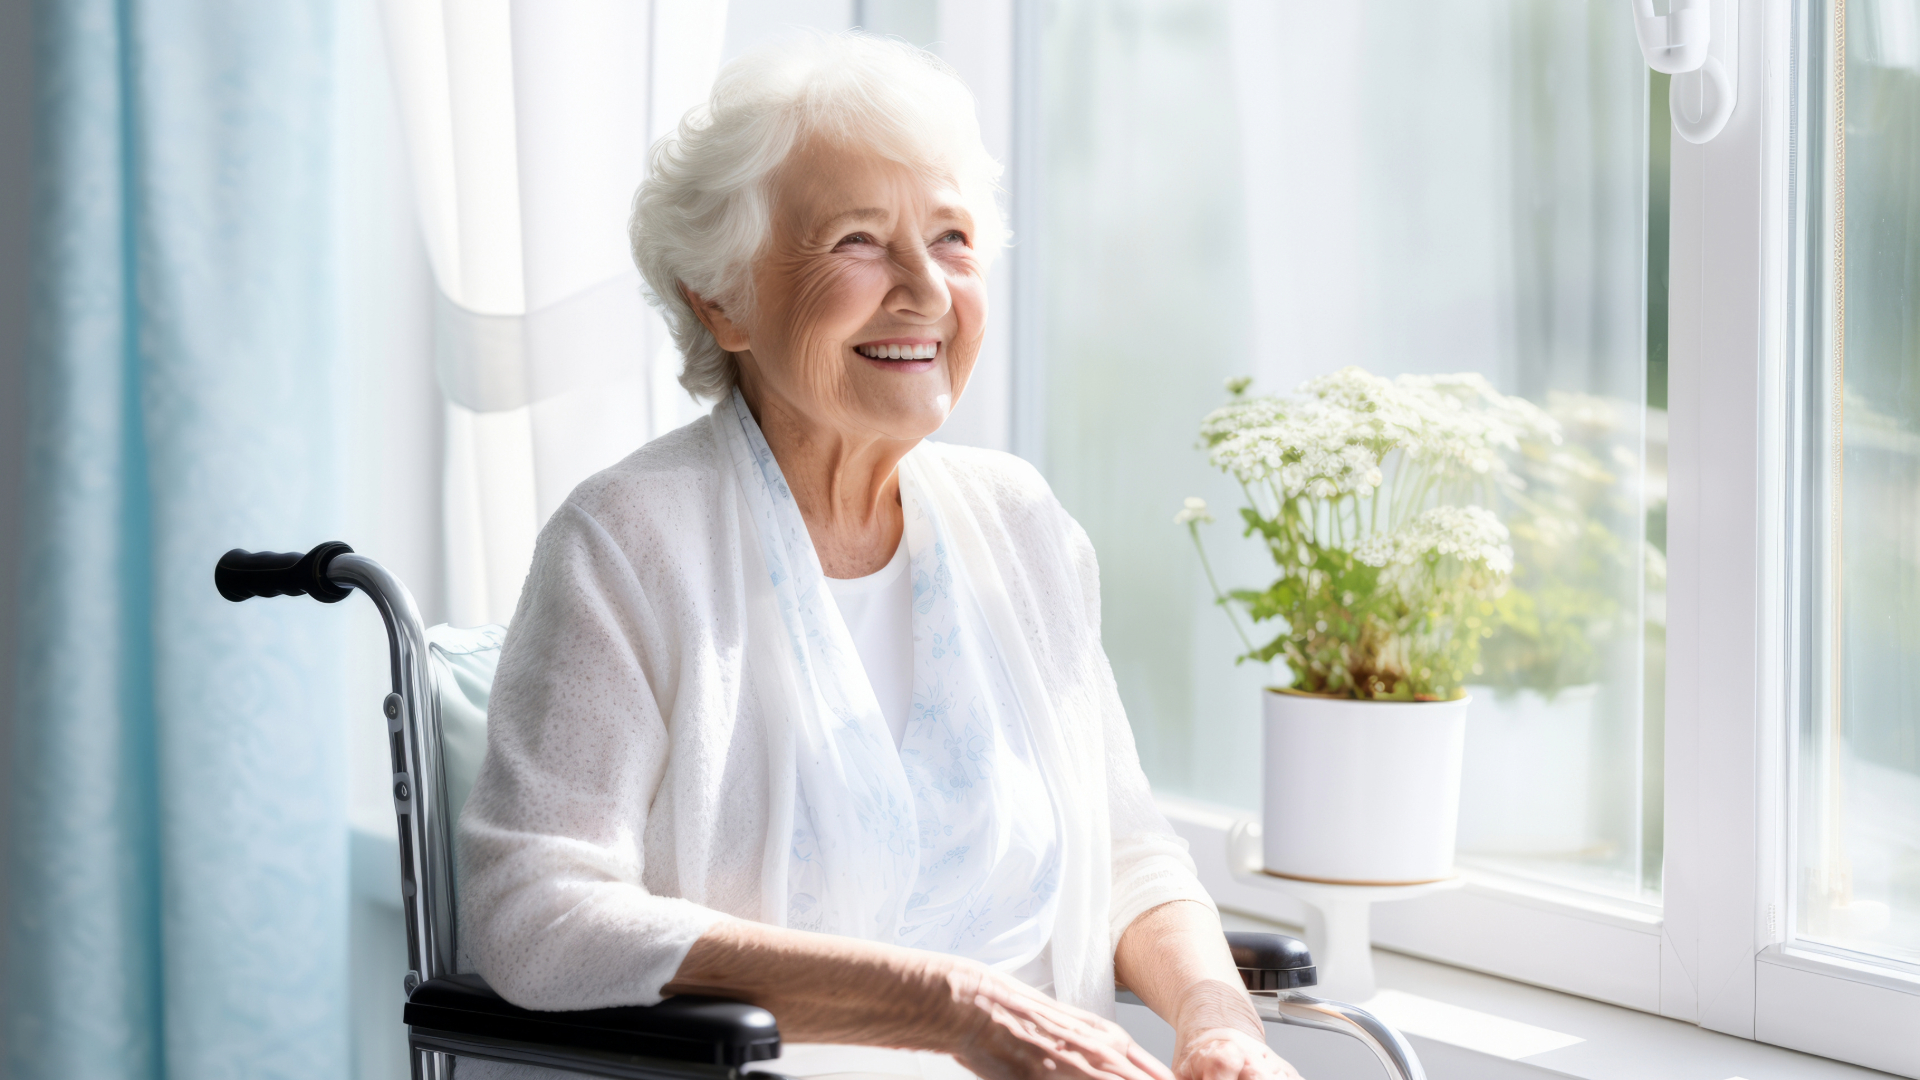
<box><xmin>1226</xmin><ymin>930</ymin><xmax>1318</xmax><ymax>991</ymax></box>
<box><xmin>215</xmin><ymin>541</ymin><xmax>356</xmax><ymax>604</ymax></box>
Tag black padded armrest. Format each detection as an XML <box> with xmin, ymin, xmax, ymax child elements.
<box><xmin>405</xmin><ymin>974</ymin><xmax>781</xmax><ymax>1067</ymax></box>
<box><xmin>1225</xmin><ymin>931</ymin><xmax>1317</xmax><ymax>991</ymax></box>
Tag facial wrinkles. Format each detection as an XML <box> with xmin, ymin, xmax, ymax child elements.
<box><xmin>737</xmin><ymin>249</ymin><xmax>898</xmax><ymax>527</ymax></box>
<box><xmin>760</xmin><ymin>242</ymin><xmax>889</xmax><ymax>438</ymax></box>
<box><xmin>766</xmin><ymin>205</ymin><xmax>957</xmax><ymax>436</ymax></box>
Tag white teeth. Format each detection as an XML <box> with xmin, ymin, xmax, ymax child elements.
<box><xmin>856</xmin><ymin>343</ymin><xmax>938</xmax><ymax>360</ymax></box>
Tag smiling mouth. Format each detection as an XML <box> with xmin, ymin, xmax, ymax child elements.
<box><xmin>855</xmin><ymin>342</ymin><xmax>939</xmax><ymax>360</ymax></box>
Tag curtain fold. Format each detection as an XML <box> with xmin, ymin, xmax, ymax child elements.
<box><xmin>378</xmin><ymin>0</ymin><xmax>730</xmax><ymax>627</ymax></box>
<box><xmin>8</xmin><ymin>2</ymin><xmax>348</xmax><ymax>1077</ymax></box>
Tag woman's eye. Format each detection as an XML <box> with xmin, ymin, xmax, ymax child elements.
<box><xmin>836</xmin><ymin>233</ymin><xmax>873</xmax><ymax>248</ymax></box>
<box><xmin>938</xmin><ymin>230</ymin><xmax>968</xmax><ymax>245</ymax></box>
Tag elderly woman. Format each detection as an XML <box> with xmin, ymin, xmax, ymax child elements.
<box><xmin>460</xmin><ymin>33</ymin><xmax>1301</xmax><ymax>1080</ymax></box>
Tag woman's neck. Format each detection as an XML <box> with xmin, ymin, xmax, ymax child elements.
<box><xmin>738</xmin><ymin>383</ymin><xmax>913</xmax><ymax>579</ymax></box>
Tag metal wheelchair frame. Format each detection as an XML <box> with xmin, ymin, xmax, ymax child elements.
<box><xmin>216</xmin><ymin>542</ymin><xmax>1428</xmax><ymax>1080</ymax></box>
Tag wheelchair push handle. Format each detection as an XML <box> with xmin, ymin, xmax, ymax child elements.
<box><xmin>215</xmin><ymin>541</ymin><xmax>357</xmax><ymax>604</ymax></box>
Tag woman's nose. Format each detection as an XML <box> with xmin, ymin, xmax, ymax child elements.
<box><xmin>884</xmin><ymin>245</ymin><xmax>952</xmax><ymax>322</ymax></box>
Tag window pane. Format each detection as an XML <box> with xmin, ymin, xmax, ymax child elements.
<box><xmin>1035</xmin><ymin>0</ymin><xmax>1665</xmax><ymax>902</ymax></box>
<box><xmin>1795</xmin><ymin>0</ymin><xmax>1920</xmax><ymax>968</ymax></box>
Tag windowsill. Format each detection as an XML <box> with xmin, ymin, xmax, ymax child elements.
<box><xmin>1117</xmin><ymin>905</ymin><xmax>1897</xmax><ymax>1080</ymax></box>
<box><xmin>1140</xmin><ymin>788</ymin><xmax>1900</xmax><ymax>1079</ymax></box>
<box><xmin>1307</xmin><ymin>914</ymin><xmax>1892</xmax><ymax>1078</ymax></box>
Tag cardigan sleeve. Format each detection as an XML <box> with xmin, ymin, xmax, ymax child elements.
<box><xmin>1063</xmin><ymin>516</ymin><xmax>1221</xmax><ymax>952</ymax></box>
<box><xmin>457</xmin><ymin>501</ymin><xmax>724</xmax><ymax>1010</ymax></box>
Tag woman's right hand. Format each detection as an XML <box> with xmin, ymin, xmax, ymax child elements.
<box><xmin>932</xmin><ymin>961</ymin><xmax>1175</xmax><ymax>1080</ymax></box>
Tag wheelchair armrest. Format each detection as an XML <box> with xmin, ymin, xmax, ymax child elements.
<box><xmin>404</xmin><ymin>973</ymin><xmax>781</xmax><ymax>1067</ymax></box>
<box><xmin>1220</xmin><ymin>933</ymin><xmax>1424</xmax><ymax>1079</ymax></box>
<box><xmin>1225</xmin><ymin>930</ymin><xmax>1318</xmax><ymax>991</ymax></box>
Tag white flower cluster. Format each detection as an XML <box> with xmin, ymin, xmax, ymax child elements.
<box><xmin>1200</xmin><ymin>368</ymin><xmax>1405</xmax><ymax>498</ymax></box>
<box><xmin>1354</xmin><ymin>504</ymin><xmax>1514</xmax><ymax>576</ymax></box>
<box><xmin>1201</xmin><ymin>367</ymin><xmax>1560</xmax><ymax>497</ymax></box>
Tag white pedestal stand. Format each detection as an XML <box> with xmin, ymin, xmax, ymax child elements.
<box><xmin>1228</xmin><ymin>820</ymin><xmax>1463</xmax><ymax>1001</ymax></box>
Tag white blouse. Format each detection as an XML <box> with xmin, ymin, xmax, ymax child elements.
<box><xmin>821</xmin><ymin>539</ymin><xmax>1056</xmax><ymax>996</ymax></box>
<box><xmin>457</xmin><ymin>415</ymin><xmax>1215</xmax><ymax>1023</ymax></box>
<box><xmin>821</xmin><ymin>540</ymin><xmax>914</xmax><ymax>746</ymax></box>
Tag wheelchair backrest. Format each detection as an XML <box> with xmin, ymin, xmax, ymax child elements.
<box><xmin>425</xmin><ymin>624</ymin><xmax>505</xmax><ymax>851</ymax></box>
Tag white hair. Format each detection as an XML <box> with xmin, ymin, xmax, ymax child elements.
<box><xmin>630</xmin><ymin>32</ymin><xmax>1008</xmax><ymax>402</ymax></box>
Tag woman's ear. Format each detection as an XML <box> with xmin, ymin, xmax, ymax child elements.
<box><xmin>683</xmin><ymin>285</ymin><xmax>752</xmax><ymax>353</ymax></box>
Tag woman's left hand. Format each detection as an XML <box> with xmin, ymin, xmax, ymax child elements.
<box><xmin>1172</xmin><ymin>1025</ymin><xmax>1304</xmax><ymax>1080</ymax></box>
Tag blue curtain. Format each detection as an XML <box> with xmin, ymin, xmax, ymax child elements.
<box><xmin>9</xmin><ymin>2</ymin><xmax>348</xmax><ymax>1077</ymax></box>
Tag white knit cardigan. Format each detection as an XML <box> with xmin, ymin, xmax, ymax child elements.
<box><xmin>458</xmin><ymin>414</ymin><xmax>1215</xmax><ymax>1019</ymax></box>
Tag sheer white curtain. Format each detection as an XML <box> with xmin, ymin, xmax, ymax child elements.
<box><xmin>378</xmin><ymin>0</ymin><xmax>729</xmax><ymax>627</ymax></box>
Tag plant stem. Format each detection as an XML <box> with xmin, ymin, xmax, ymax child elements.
<box><xmin>1189</xmin><ymin>521</ymin><xmax>1257</xmax><ymax>654</ymax></box>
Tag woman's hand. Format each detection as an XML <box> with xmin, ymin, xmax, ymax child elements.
<box><xmin>1172</xmin><ymin>1026</ymin><xmax>1302</xmax><ymax>1080</ymax></box>
<box><xmin>1161</xmin><ymin>977</ymin><xmax>1301</xmax><ymax>1080</ymax></box>
<box><xmin>938</xmin><ymin>962</ymin><xmax>1174</xmax><ymax>1080</ymax></box>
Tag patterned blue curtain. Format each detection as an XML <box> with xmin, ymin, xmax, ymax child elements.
<box><xmin>8</xmin><ymin>2</ymin><xmax>348</xmax><ymax>1077</ymax></box>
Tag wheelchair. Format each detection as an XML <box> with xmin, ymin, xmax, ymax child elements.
<box><xmin>216</xmin><ymin>543</ymin><xmax>1429</xmax><ymax>1080</ymax></box>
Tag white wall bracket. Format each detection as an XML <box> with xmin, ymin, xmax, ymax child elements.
<box><xmin>1629</xmin><ymin>0</ymin><xmax>1739</xmax><ymax>144</ymax></box>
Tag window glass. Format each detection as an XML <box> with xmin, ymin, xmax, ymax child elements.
<box><xmin>1035</xmin><ymin>0</ymin><xmax>1665</xmax><ymax>902</ymax></box>
<box><xmin>1795</xmin><ymin>0</ymin><xmax>1920</xmax><ymax>968</ymax></box>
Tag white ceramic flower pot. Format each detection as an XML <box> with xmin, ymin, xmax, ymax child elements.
<box><xmin>1262</xmin><ymin>690</ymin><xmax>1469</xmax><ymax>884</ymax></box>
<box><xmin>1456</xmin><ymin>684</ymin><xmax>1598</xmax><ymax>857</ymax></box>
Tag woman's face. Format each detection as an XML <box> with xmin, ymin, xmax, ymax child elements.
<box><xmin>703</xmin><ymin>139</ymin><xmax>988</xmax><ymax>444</ymax></box>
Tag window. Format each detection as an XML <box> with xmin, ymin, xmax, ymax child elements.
<box><xmin>1792</xmin><ymin>0</ymin><xmax>1920</xmax><ymax>974</ymax></box>
<box><xmin>1031</xmin><ymin>0</ymin><xmax>1667</xmax><ymax>907</ymax></box>
<box><xmin>1022</xmin><ymin>0</ymin><xmax>1920</xmax><ymax>1068</ymax></box>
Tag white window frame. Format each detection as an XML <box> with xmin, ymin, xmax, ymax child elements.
<box><xmin>1141</xmin><ymin>2</ymin><xmax>1920</xmax><ymax>1073</ymax></box>
<box><xmin>1745</xmin><ymin>0</ymin><xmax>1920</xmax><ymax>1070</ymax></box>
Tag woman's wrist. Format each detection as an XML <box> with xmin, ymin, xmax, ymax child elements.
<box><xmin>1169</xmin><ymin>978</ymin><xmax>1264</xmax><ymax>1041</ymax></box>
<box><xmin>1113</xmin><ymin>900</ymin><xmax>1264</xmax><ymax>1043</ymax></box>
<box><xmin>926</xmin><ymin>953</ymin><xmax>1041</xmax><ymax>1055</ymax></box>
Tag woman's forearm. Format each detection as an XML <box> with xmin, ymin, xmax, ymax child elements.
<box><xmin>667</xmin><ymin>903</ymin><xmax>1258</xmax><ymax>1054</ymax></box>
<box><xmin>668</xmin><ymin>906</ymin><xmax>1281</xmax><ymax>1080</ymax></box>
<box><xmin>1113</xmin><ymin>900</ymin><xmax>1263</xmax><ymax>1039</ymax></box>
<box><xmin>662</xmin><ymin>918</ymin><xmax>971</xmax><ymax>1049</ymax></box>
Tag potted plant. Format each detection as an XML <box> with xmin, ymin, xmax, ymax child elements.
<box><xmin>1182</xmin><ymin>367</ymin><xmax>1558</xmax><ymax>884</ymax></box>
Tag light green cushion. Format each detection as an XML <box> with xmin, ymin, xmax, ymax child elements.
<box><xmin>426</xmin><ymin>623</ymin><xmax>506</xmax><ymax>828</ymax></box>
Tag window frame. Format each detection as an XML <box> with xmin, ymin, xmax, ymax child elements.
<box><xmin>1747</xmin><ymin>0</ymin><xmax>1920</xmax><ymax>1071</ymax></box>
<box><xmin>1657</xmin><ymin>0</ymin><xmax>1788</xmax><ymax>1040</ymax></box>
